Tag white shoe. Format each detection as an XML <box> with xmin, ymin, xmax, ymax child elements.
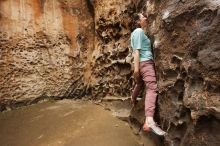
<box><xmin>148</xmin><ymin>123</ymin><xmax>167</xmax><ymax>136</ymax></box>
<box><xmin>146</xmin><ymin>118</ymin><xmax>167</xmax><ymax>136</ymax></box>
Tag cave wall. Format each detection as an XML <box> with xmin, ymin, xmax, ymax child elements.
<box><xmin>0</xmin><ymin>0</ymin><xmax>134</xmax><ymax>108</ymax></box>
<box><xmin>130</xmin><ymin>0</ymin><xmax>220</xmax><ymax>146</ymax></box>
<box><xmin>0</xmin><ymin>0</ymin><xmax>94</xmax><ymax>108</ymax></box>
<box><xmin>0</xmin><ymin>0</ymin><xmax>220</xmax><ymax>145</ymax></box>
<box><xmin>89</xmin><ymin>0</ymin><xmax>134</xmax><ymax>98</ymax></box>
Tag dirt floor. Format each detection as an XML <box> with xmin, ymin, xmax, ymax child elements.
<box><xmin>0</xmin><ymin>99</ymin><xmax>155</xmax><ymax>146</ymax></box>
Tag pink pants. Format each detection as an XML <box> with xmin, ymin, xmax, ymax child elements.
<box><xmin>132</xmin><ymin>60</ymin><xmax>158</xmax><ymax>117</ymax></box>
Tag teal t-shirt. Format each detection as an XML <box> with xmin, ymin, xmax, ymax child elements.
<box><xmin>130</xmin><ymin>28</ymin><xmax>153</xmax><ymax>62</ymax></box>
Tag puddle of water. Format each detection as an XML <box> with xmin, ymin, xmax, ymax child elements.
<box><xmin>0</xmin><ymin>100</ymin><xmax>155</xmax><ymax>146</ymax></box>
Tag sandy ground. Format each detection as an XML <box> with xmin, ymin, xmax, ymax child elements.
<box><xmin>0</xmin><ymin>99</ymin><xmax>155</xmax><ymax>146</ymax></box>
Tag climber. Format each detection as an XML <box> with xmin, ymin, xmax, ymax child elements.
<box><xmin>130</xmin><ymin>13</ymin><xmax>166</xmax><ymax>136</ymax></box>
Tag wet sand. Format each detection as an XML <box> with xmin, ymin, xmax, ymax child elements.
<box><xmin>0</xmin><ymin>100</ymin><xmax>154</xmax><ymax>146</ymax></box>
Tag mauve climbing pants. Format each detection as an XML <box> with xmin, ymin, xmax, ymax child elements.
<box><xmin>132</xmin><ymin>60</ymin><xmax>157</xmax><ymax>117</ymax></box>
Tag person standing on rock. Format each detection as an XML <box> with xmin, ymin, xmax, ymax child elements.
<box><xmin>130</xmin><ymin>13</ymin><xmax>166</xmax><ymax>136</ymax></box>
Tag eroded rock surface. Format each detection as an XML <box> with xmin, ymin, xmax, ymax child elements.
<box><xmin>94</xmin><ymin>0</ymin><xmax>220</xmax><ymax>145</ymax></box>
<box><xmin>0</xmin><ymin>0</ymin><xmax>94</xmax><ymax>109</ymax></box>
<box><xmin>89</xmin><ymin>0</ymin><xmax>135</xmax><ymax>98</ymax></box>
<box><xmin>0</xmin><ymin>0</ymin><xmax>134</xmax><ymax>108</ymax></box>
<box><xmin>132</xmin><ymin>0</ymin><xmax>220</xmax><ymax>146</ymax></box>
<box><xmin>1</xmin><ymin>0</ymin><xmax>220</xmax><ymax>146</ymax></box>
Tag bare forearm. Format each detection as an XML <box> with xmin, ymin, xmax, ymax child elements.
<box><xmin>133</xmin><ymin>50</ymin><xmax>140</xmax><ymax>72</ymax></box>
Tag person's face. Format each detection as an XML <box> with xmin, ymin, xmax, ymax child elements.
<box><xmin>138</xmin><ymin>14</ymin><xmax>147</xmax><ymax>28</ymax></box>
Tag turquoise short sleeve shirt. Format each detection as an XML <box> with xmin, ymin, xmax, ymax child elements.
<box><xmin>131</xmin><ymin>28</ymin><xmax>153</xmax><ymax>62</ymax></box>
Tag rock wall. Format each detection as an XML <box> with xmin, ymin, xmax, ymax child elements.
<box><xmin>130</xmin><ymin>0</ymin><xmax>220</xmax><ymax>146</ymax></box>
<box><xmin>86</xmin><ymin>0</ymin><xmax>220</xmax><ymax>145</ymax></box>
<box><xmin>0</xmin><ymin>0</ymin><xmax>94</xmax><ymax>109</ymax></box>
<box><xmin>0</xmin><ymin>0</ymin><xmax>134</xmax><ymax>108</ymax></box>
<box><xmin>90</xmin><ymin>0</ymin><xmax>134</xmax><ymax>98</ymax></box>
<box><xmin>1</xmin><ymin>0</ymin><xmax>220</xmax><ymax>145</ymax></box>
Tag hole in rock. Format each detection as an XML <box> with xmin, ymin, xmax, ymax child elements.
<box><xmin>164</xmin><ymin>69</ymin><xmax>178</xmax><ymax>80</ymax></box>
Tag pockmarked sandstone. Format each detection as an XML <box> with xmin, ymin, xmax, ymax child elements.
<box><xmin>0</xmin><ymin>0</ymin><xmax>94</xmax><ymax>108</ymax></box>
<box><xmin>0</xmin><ymin>0</ymin><xmax>220</xmax><ymax>146</ymax></box>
